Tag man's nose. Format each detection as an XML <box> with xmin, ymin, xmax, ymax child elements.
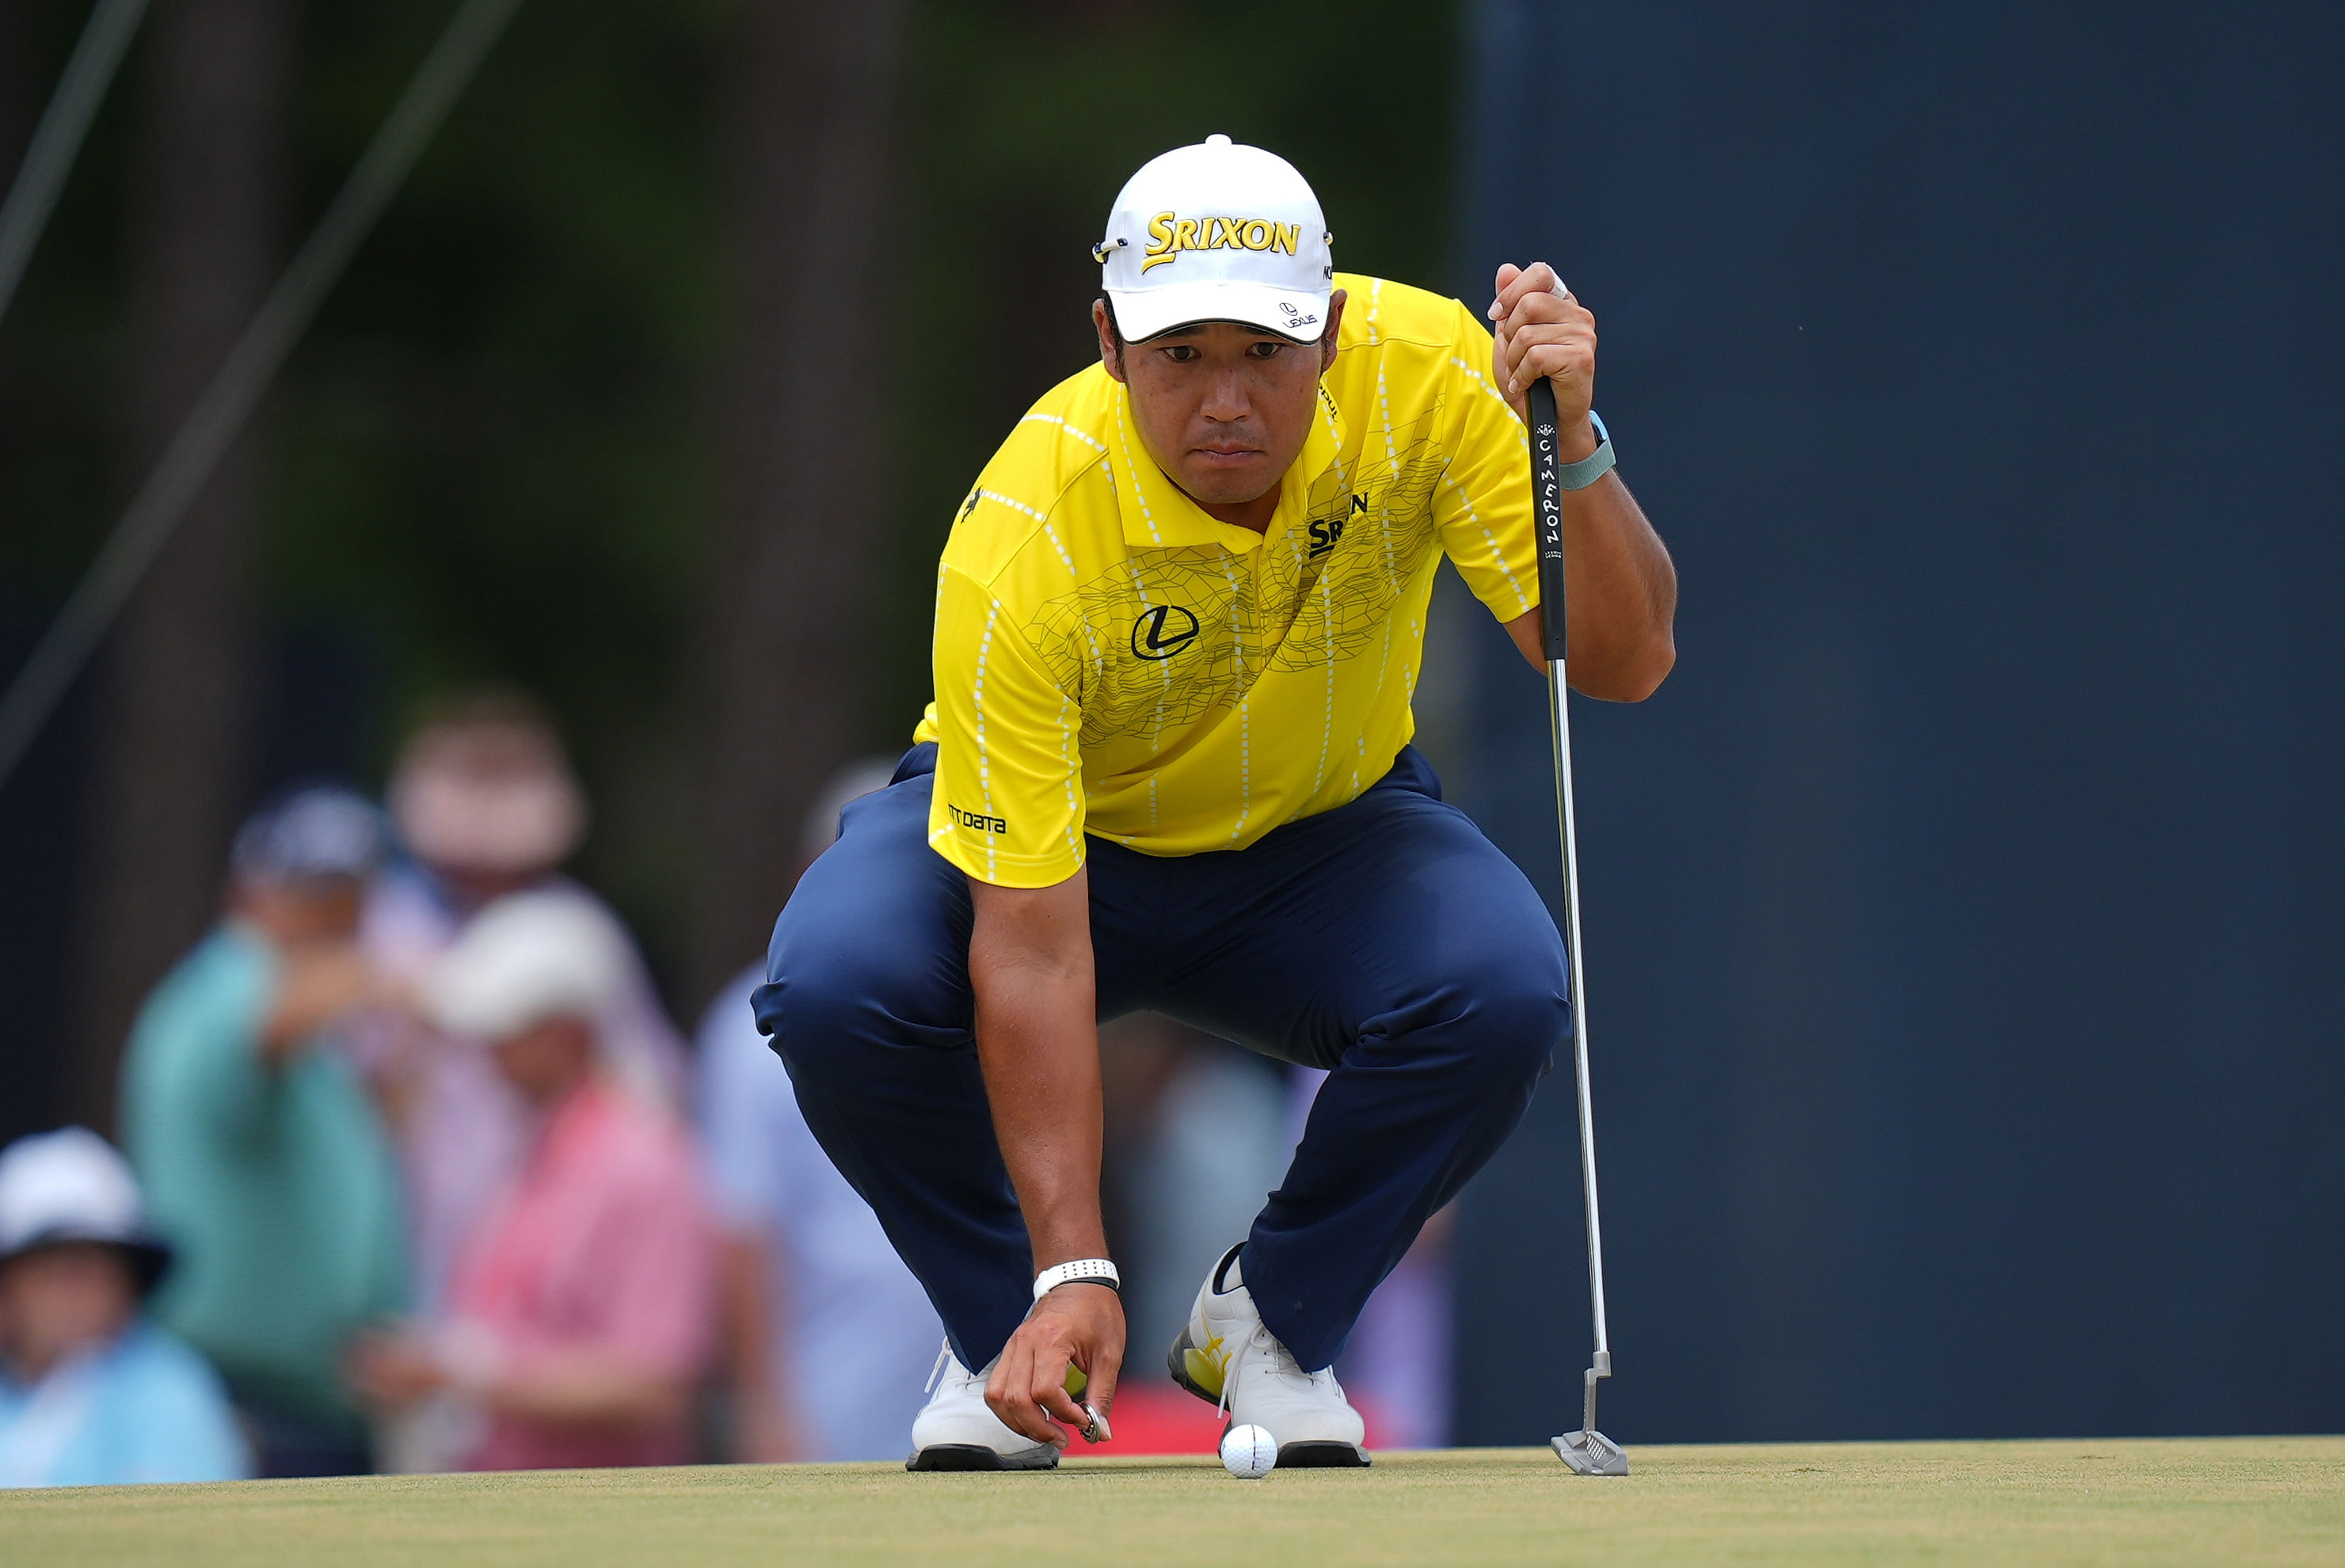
<box><xmin>1199</xmin><ymin>365</ymin><xmax>1251</xmax><ymax>423</ymax></box>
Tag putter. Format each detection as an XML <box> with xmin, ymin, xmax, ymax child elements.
<box><xmin>1529</xmin><ymin>378</ymin><xmax>1628</xmax><ymax>1477</ymax></box>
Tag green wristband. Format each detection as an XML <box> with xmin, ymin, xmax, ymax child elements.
<box><xmin>1558</xmin><ymin>411</ymin><xmax>1616</xmax><ymax>491</ymax></box>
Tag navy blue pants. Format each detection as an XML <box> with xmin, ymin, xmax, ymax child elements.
<box><xmin>754</xmin><ymin>744</ymin><xmax>1566</xmax><ymax>1374</ymax></box>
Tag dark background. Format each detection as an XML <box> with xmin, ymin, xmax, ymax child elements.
<box><xmin>3</xmin><ymin>0</ymin><xmax>2339</xmax><ymax>1447</ymax></box>
<box><xmin>1444</xmin><ymin>0</ymin><xmax>2344</xmax><ymax>1444</ymax></box>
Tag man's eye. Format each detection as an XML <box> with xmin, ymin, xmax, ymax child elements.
<box><xmin>1164</xmin><ymin>345</ymin><xmax>1198</xmax><ymax>362</ymax></box>
<box><xmin>1247</xmin><ymin>341</ymin><xmax>1282</xmax><ymax>359</ymax></box>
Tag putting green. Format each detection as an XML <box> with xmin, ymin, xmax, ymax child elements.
<box><xmin>4</xmin><ymin>1437</ymin><xmax>2339</xmax><ymax>1567</ymax></box>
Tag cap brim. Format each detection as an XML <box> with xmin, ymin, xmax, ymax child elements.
<box><xmin>0</xmin><ymin>1230</ymin><xmax>173</xmax><ymax>1296</ymax></box>
<box><xmin>1106</xmin><ymin>280</ymin><xmax>1333</xmax><ymax>344</ymax></box>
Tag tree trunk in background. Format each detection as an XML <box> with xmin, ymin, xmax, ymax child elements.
<box><xmin>687</xmin><ymin>0</ymin><xmax>904</xmax><ymax>1016</ymax></box>
<box><xmin>0</xmin><ymin>0</ymin><xmax>36</xmax><ymax>220</ymax></box>
<box><xmin>0</xmin><ymin>0</ymin><xmax>34</xmax><ymax>548</ymax></box>
<box><xmin>67</xmin><ymin>0</ymin><xmax>286</xmax><ymax>1129</ymax></box>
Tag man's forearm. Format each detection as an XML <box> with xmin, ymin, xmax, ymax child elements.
<box><xmin>968</xmin><ymin>873</ymin><xmax>1107</xmax><ymax>1271</ymax></box>
<box><xmin>1505</xmin><ymin>466</ymin><xmax>1677</xmax><ymax>698</ymax></box>
<box><xmin>1564</xmin><ymin>465</ymin><xmax>1677</xmax><ymax>697</ymax></box>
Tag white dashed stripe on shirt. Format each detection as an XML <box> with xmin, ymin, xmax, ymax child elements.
<box><xmin>1019</xmin><ymin>411</ymin><xmax>1109</xmax><ymax>454</ymax></box>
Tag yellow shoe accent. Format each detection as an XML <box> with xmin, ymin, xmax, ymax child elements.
<box><xmin>1183</xmin><ymin>1332</ymin><xmax>1228</xmax><ymax>1399</ymax></box>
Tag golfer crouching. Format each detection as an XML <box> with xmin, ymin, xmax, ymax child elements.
<box><xmin>757</xmin><ymin>135</ymin><xmax>1675</xmax><ymax>1470</ymax></box>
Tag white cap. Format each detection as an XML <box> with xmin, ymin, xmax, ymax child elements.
<box><xmin>1095</xmin><ymin>134</ymin><xmax>1334</xmax><ymax>344</ymax></box>
<box><xmin>428</xmin><ymin>889</ymin><xmax>628</xmax><ymax>1043</ymax></box>
<box><xmin>0</xmin><ymin>1128</ymin><xmax>170</xmax><ymax>1289</ymax></box>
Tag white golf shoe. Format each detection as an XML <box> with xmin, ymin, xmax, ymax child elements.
<box><xmin>906</xmin><ymin>1342</ymin><xmax>1061</xmax><ymax>1471</ymax></box>
<box><xmin>1167</xmin><ymin>1244</ymin><xmax>1369</xmax><ymax>1467</ymax></box>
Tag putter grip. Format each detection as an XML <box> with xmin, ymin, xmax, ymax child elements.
<box><xmin>1528</xmin><ymin>379</ymin><xmax>1570</xmax><ymax>662</ymax></box>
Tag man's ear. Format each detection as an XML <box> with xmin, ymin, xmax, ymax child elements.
<box><xmin>1318</xmin><ymin>287</ymin><xmax>1348</xmax><ymax>375</ymax></box>
<box><xmin>1092</xmin><ymin>299</ymin><xmax>1127</xmax><ymax>382</ymax></box>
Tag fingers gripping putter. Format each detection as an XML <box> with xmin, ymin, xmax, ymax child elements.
<box><xmin>1529</xmin><ymin>379</ymin><xmax>1629</xmax><ymax>1478</ymax></box>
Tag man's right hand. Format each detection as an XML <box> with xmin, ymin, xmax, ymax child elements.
<box><xmin>986</xmin><ymin>1281</ymin><xmax>1125</xmax><ymax>1447</ymax></box>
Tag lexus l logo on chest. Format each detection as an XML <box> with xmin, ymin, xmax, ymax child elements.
<box><xmin>1131</xmin><ymin>603</ymin><xmax>1200</xmax><ymax>660</ymax></box>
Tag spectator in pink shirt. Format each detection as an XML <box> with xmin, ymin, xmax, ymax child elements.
<box><xmin>350</xmin><ymin>892</ymin><xmax>714</xmax><ymax>1471</ymax></box>
<box><xmin>355</xmin><ymin>695</ymin><xmax>689</xmax><ymax>1324</ymax></box>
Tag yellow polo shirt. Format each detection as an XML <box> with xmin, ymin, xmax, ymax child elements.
<box><xmin>916</xmin><ymin>273</ymin><xmax>1538</xmax><ymax>887</ymax></box>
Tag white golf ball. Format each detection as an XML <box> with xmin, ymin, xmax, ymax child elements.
<box><xmin>1220</xmin><ymin>1423</ymin><xmax>1276</xmax><ymax>1479</ymax></box>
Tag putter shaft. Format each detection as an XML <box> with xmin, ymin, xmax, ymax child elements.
<box><xmin>1549</xmin><ymin>657</ymin><xmax>1610</xmax><ymax>1367</ymax></box>
<box><xmin>1529</xmin><ymin>379</ymin><xmax>1624</xmax><ymax>1475</ymax></box>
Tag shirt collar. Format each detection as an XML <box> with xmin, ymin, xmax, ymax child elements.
<box><xmin>1106</xmin><ymin>379</ymin><xmax>1348</xmax><ymax>554</ymax></box>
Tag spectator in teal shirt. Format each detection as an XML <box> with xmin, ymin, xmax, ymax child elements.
<box><xmin>0</xmin><ymin>1128</ymin><xmax>248</xmax><ymax>1487</ymax></box>
<box><xmin>120</xmin><ymin>788</ymin><xmax>408</xmax><ymax>1476</ymax></box>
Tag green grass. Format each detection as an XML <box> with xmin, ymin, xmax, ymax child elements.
<box><xmin>4</xmin><ymin>1438</ymin><xmax>2340</xmax><ymax>1566</ymax></box>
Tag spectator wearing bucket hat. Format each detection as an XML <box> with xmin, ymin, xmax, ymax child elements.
<box><xmin>349</xmin><ymin>890</ymin><xmax>714</xmax><ymax>1473</ymax></box>
<box><xmin>353</xmin><ymin>695</ymin><xmax>688</xmax><ymax>1327</ymax></box>
<box><xmin>0</xmin><ymin>1128</ymin><xmax>249</xmax><ymax>1487</ymax></box>
<box><xmin>119</xmin><ymin>786</ymin><xmax>409</xmax><ymax>1478</ymax></box>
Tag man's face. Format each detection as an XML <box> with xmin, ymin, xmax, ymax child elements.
<box><xmin>231</xmin><ymin>876</ymin><xmax>365</xmax><ymax>946</ymax></box>
<box><xmin>1094</xmin><ymin>292</ymin><xmax>1347</xmax><ymax>513</ymax></box>
<box><xmin>0</xmin><ymin>1243</ymin><xmax>137</xmax><ymax>1382</ymax></box>
<box><xmin>489</xmin><ymin>1014</ymin><xmax>595</xmax><ymax>1106</ymax></box>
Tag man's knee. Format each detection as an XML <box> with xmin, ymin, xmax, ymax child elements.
<box><xmin>760</xmin><ymin>931</ymin><xmax>891</xmax><ymax>1048</ymax></box>
<box><xmin>756</xmin><ymin>891</ymin><xmax>967</xmax><ymax>1075</ymax></box>
<box><xmin>1455</xmin><ymin>940</ymin><xmax>1569</xmax><ymax>1087</ymax></box>
<box><xmin>753</xmin><ymin>960</ymin><xmax>857</xmax><ymax>1057</ymax></box>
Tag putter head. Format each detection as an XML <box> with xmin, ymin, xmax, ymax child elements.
<box><xmin>1551</xmin><ymin>1429</ymin><xmax>1629</xmax><ymax>1476</ymax></box>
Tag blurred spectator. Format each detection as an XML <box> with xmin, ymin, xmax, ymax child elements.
<box><xmin>1334</xmin><ymin>1210</ymin><xmax>1455</xmax><ymax>1449</ymax></box>
<box><xmin>1110</xmin><ymin>1020</ymin><xmax>1292</xmax><ymax>1368</ymax></box>
<box><xmin>351</xmin><ymin>892</ymin><xmax>714</xmax><ymax>1471</ymax></box>
<box><xmin>699</xmin><ymin>756</ymin><xmax>942</xmax><ymax>1463</ymax></box>
<box><xmin>1291</xmin><ymin>1068</ymin><xmax>1456</xmax><ymax>1449</ymax></box>
<box><xmin>1082</xmin><ymin>1045</ymin><xmax>1455</xmax><ymax>1454</ymax></box>
<box><xmin>119</xmin><ymin>788</ymin><xmax>407</xmax><ymax>1477</ymax></box>
<box><xmin>0</xmin><ymin>1129</ymin><xmax>248</xmax><ymax>1487</ymax></box>
<box><xmin>355</xmin><ymin>693</ymin><xmax>687</xmax><ymax>1317</ymax></box>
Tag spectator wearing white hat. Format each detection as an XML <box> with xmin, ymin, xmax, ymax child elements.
<box><xmin>354</xmin><ymin>695</ymin><xmax>688</xmax><ymax>1321</ymax></box>
<box><xmin>119</xmin><ymin>787</ymin><xmax>407</xmax><ymax>1478</ymax></box>
<box><xmin>349</xmin><ymin>891</ymin><xmax>715</xmax><ymax>1472</ymax></box>
<box><xmin>0</xmin><ymin>1128</ymin><xmax>249</xmax><ymax>1487</ymax></box>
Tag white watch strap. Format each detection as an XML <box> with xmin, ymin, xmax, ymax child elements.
<box><xmin>1032</xmin><ymin>1258</ymin><xmax>1121</xmax><ymax>1300</ymax></box>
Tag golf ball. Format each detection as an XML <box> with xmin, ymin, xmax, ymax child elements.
<box><xmin>1220</xmin><ymin>1423</ymin><xmax>1276</xmax><ymax>1479</ymax></box>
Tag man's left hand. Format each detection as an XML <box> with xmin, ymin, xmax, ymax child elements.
<box><xmin>1489</xmin><ymin>261</ymin><xmax>1598</xmax><ymax>457</ymax></box>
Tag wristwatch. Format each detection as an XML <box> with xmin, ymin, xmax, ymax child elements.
<box><xmin>1559</xmin><ymin>410</ymin><xmax>1616</xmax><ymax>491</ymax></box>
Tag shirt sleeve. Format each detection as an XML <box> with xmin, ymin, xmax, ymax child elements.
<box><xmin>120</xmin><ymin>933</ymin><xmax>280</xmax><ymax>1162</ymax></box>
<box><xmin>1429</xmin><ymin>301</ymin><xmax>1541</xmax><ymax>626</ymax></box>
<box><xmin>927</xmin><ymin>561</ymin><xmax>1088</xmax><ymax>887</ymax></box>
